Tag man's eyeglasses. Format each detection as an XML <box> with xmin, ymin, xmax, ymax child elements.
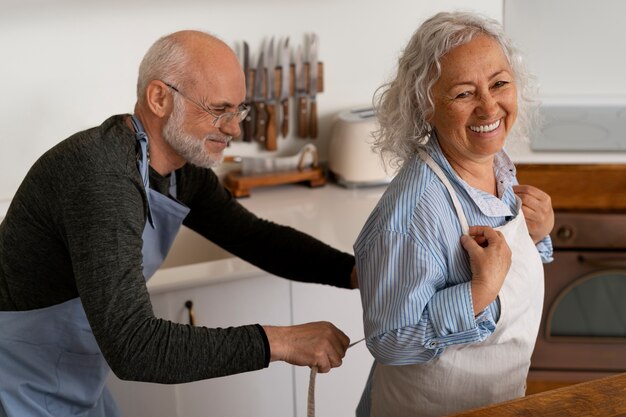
<box><xmin>162</xmin><ymin>81</ymin><xmax>250</xmax><ymax>128</ymax></box>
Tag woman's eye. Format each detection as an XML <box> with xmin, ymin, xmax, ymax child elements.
<box><xmin>493</xmin><ymin>80</ymin><xmax>509</xmax><ymax>89</ymax></box>
<box><xmin>455</xmin><ymin>91</ymin><xmax>471</xmax><ymax>99</ymax></box>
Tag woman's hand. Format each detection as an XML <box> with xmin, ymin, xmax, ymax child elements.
<box><xmin>461</xmin><ymin>225</ymin><xmax>512</xmax><ymax>314</ymax></box>
<box><xmin>513</xmin><ymin>184</ymin><xmax>554</xmax><ymax>244</ymax></box>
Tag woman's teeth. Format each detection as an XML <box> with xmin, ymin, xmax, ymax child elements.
<box><xmin>469</xmin><ymin>119</ymin><xmax>501</xmax><ymax>133</ymax></box>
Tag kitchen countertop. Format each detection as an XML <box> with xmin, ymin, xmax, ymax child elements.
<box><xmin>0</xmin><ymin>183</ymin><xmax>385</xmax><ymax>294</ymax></box>
<box><xmin>147</xmin><ymin>183</ymin><xmax>386</xmax><ymax>294</ymax></box>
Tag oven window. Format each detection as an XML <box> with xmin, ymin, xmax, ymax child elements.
<box><xmin>548</xmin><ymin>271</ymin><xmax>626</xmax><ymax>338</ymax></box>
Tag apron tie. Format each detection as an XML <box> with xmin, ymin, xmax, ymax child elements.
<box><xmin>307</xmin><ymin>337</ymin><xmax>365</xmax><ymax>417</ymax></box>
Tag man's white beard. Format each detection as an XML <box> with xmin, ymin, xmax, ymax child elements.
<box><xmin>162</xmin><ymin>98</ymin><xmax>226</xmax><ymax>169</ymax></box>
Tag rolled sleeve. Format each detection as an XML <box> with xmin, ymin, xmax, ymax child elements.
<box><xmin>536</xmin><ymin>235</ymin><xmax>554</xmax><ymax>263</ymax></box>
<box><xmin>427</xmin><ymin>281</ymin><xmax>496</xmax><ymax>349</ymax></box>
<box><xmin>359</xmin><ymin>231</ymin><xmax>497</xmax><ymax>365</ymax></box>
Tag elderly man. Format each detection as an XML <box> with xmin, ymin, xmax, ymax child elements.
<box><xmin>0</xmin><ymin>30</ymin><xmax>355</xmax><ymax>416</ymax></box>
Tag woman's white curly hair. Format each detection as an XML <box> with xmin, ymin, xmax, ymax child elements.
<box><xmin>373</xmin><ymin>11</ymin><xmax>539</xmax><ymax>168</ymax></box>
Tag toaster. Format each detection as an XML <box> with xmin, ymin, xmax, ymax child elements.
<box><xmin>328</xmin><ymin>108</ymin><xmax>396</xmax><ymax>187</ymax></box>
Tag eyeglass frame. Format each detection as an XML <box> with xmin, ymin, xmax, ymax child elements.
<box><xmin>162</xmin><ymin>81</ymin><xmax>250</xmax><ymax>127</ymax></box>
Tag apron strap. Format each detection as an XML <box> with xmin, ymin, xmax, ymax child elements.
<box><xmin>418</xmin><ymin>149</ymin><xmax>470</xmax><ymax>235</ymax></box>
<box><xmin>169</xmin><ymin>171</ymin><xmax>177</xmax><ymax>198</ymax></box>
<box><xmin>130</xmin><ymin>115</ymin><xmax>155</xmax><ymax>227</ymax></box>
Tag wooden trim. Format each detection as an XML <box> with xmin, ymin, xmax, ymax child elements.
<box><xmin>516</xmin><ymin>164</ymin><xmax>626</xmax><ymax>212</ymax></box>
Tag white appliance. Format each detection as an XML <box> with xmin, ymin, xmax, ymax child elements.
<box><xmin>328</xmin><ymin>108</ymin><xmax>395</xmax><ymax>187</ymax></box>
<box><xmin>531</xmin><ymin>97</ymin><xmax>626</xmax><ymax>152</ymax></box>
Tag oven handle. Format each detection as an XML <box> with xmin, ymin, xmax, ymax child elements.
<box><xmin>578</xmin><ymin>255</ymin><xmax>626</xmax><ymax>269</ymax></box>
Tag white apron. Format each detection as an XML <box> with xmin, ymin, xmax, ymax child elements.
<box><xmin>369</xmin><ymin>151</ymin><xmax>544</xmax><ymax>417</ymax></box>
<box><xmin>0</xmin><ymin>115</ymin><xmax>189</xmax><ymax>417</ymax></box>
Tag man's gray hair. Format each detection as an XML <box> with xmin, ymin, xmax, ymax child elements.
<box><xmin>373</xmin><ymin>11</ymin><xmax>538</xmax><ymax>168</ymax></box>
<box><xmin>136</xmin><ymin>34</ymin><xmax>188</xmax><ymax>101</ymax></box>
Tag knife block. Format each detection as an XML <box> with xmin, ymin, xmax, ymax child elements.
<box><xmin>223</xmin><ymin>167</ymin><xmax>326</xmax><ymax>198</ymax></box>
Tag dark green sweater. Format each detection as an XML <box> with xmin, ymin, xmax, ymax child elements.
<box><xmin>0</xmin><ymin>115</ymin><xmax>355</xmax><ymax>383</ymax></box>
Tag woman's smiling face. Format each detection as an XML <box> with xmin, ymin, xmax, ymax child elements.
<box><xmin>428</xmin><ymin>34</ymin><xmax>518</xmax><ymax>165</ymax></box>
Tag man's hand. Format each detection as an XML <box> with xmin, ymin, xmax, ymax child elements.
<box><xmin>461</xmin><ymin>226</ymin><xmax>512</xmax><ymax>314</ymax></box>
<box><xmin>513</xmin><ymin>184</ymin><xmax>554</xmax><ymax>244</ymax></box>
<box><xmin>262</xmin><ymin>322</ymin><xmax>350</xmax><ymax>373</ymax></box>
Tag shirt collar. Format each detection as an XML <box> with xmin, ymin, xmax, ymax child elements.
<box><xmin>424</xmin><ymin>133</ymin><xmax>516</xmax><ymax>217</ymax></box>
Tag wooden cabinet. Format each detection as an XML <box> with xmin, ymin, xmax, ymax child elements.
<box><xmin>517</xmin><ymin>163</ymin><xmax>626</xmax><ymax>396</ymax></box>
<box><xmin>516</xmin><ymin>164</ymin><xmax>626</xmax><ymax>211</ymax></box>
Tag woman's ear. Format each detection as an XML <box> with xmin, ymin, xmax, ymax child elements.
<box><xmin>145</xmin><ymin>80</ymin><xmax>172</xmax><ymax>119</ymax></box>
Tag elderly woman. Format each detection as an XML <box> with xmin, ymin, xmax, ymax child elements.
<box><xmin>355</xmin><ymin>11</ymin><xmax>554</xmax><ymax>417</ymax></box>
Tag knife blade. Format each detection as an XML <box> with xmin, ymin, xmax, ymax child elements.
<box><xmin>308</xmin><ymin>33</ymin><xmax>319</xmax><ymax>139</ymax></box>
<box><xmin>253</xmin><ymin>50</ymin><xmax>268</xmax><ymax>143</ymax></box>
<box><xmin>294</xmin><ymin>45</ymin><xmax>308</xmax><ymax>138</ymax></box>
<box><xmin>264</xmin><ymin>37</ymin><xmax>278</xmax><ymax>151</ymax></box>
<box><xmin>242</xmin><ymin>41</ymin><xmax>255</xmax><ymax>142</ymax></box>
<box><xmin>278</xmin><ymin>37</ymin><xmax>291</xmax><ymax>138</ymax></box>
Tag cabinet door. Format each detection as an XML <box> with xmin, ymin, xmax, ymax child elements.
<box><xmin>291</xmin><ymin>282</ymin><xmax>373</xmax><ymax>417</ymax></box>
<box><xmin>106</xmin><ymin>292</ymin><xmax>178</xmax><ymax>417</ymax></box>
<box><xmin>108</xmin><ymin>274</ymin><xmax>294</xmax><ymax>417</ymax></box>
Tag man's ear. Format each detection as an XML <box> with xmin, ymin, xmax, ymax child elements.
<box><xmin>145</xmin><ymin>80</ymin><xmax>172</xmax><ymax>118</ymax></box>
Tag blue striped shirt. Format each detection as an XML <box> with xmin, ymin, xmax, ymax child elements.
<box><xmin>355</xmin><ymin>135</ymin><xmax>552</xmax><ymax>365</ymax></box>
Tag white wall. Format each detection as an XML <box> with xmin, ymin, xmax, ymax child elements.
<box><xmin>504</xmin><ymin>0</ymin><xmax>626</xmax><ymax>98</ymax></box>
<box><xmin>0</xmin><ymin>0</ymin><xmax>502</xmax><ymax>200</ymax></box>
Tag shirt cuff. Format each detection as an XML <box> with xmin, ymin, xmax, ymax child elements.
<box><xmin>536</xmin><ymin>235</ymin><xmax>554</xmax><ymax>263</ymax></box>
<box><xmin>255</xmin><ymin>324</ymin><xmax>271</xmax><ymax>368</ymax></box>
<box><xmin>426</xmin><ymin>282</ymin><xmax>496</xmax><ymax>349</ymax></box>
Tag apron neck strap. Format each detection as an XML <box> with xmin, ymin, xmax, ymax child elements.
<box><xmin>130</xmin><ymin>115</ymin><xmax>150</xmax><ymax>188</ymax></box>
<box><xmin>418</xmin><ymin>149</ymin><xmax>470</xmax><ymax>235</ymax></box>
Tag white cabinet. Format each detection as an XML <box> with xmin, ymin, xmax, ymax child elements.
<box><xmin>291</xmin><ymin>282</ymin><xmax>373</xmax><ymax>417</ymax></box>
<box><xmin>107</xmin><ymin>274</ymin><xmax>375</xmax><ymax>417</ymax></box>
<box><xmin>107</xmin><ymin>273</ymin><xmax>295</xmax><ymax>417</ymax></box>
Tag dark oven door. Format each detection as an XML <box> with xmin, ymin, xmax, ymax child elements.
<box><xmin>531</xmin><ymin>250</ymin><xmax>626</xmax><ymax>374</ymax></box>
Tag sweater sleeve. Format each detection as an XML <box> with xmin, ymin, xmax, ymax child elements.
<box><xmin>179</xmin><ymin>166</ymin><xmax>356</xmax><ymax>289</ymax></box>
<box><xmin>61</xmin><ymin>173</ymin><xmax>270</xmax><ymax>383</ymax></box>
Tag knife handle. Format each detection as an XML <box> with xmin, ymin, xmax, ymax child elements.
<box><xmin>265</xmin><ymin>104</ymin><xmax>278</xmax><ymax>151</ymax></box>
<box><xmin>255</xmin><ymin>102</ymin><xmax>268</xmax><ymax>143</ymax></box>
<box><xmin>243</xmin><ymin>102</ymin><xmax>255</xmax><ymax>142</ymax></box>
<box><xmin>297</xmin><ymin>95</ymin><xmax>308</xmax><ymax>138</ymax></box>
<box><xmin>281</xmin><ymin>99</ymin><xmax>289</xmax><ymax>138</ymax></box>
<box><xmin>309</xmin><ymin>99</ymin><xmax>317</xmax><ymax>139</ymax></box>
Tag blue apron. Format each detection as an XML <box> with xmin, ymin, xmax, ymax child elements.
<box><xmin>0</xmin><ymin>115</ymin><xmax>190</xmax><ymax>417</ymax></box>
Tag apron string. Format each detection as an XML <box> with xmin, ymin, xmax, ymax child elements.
<box><xmin>418</xmin><ymin>149</ymin><xmax>470</xmax><ymax>236</ymax></box>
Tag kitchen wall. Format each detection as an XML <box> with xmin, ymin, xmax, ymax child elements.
<box><xmin>504</xmin><ymin>0</ymin><xmax>626</xmax><ymax>97</ymax></box>
<box><xmin>0</xmin><ymin>0</ymin><xmax>502</xmax><ymax>200</ymax></box>
<box><xmin>503</xmin><ymin>0</ymin><xmax>626</xmax><ymax>164</ymax></box>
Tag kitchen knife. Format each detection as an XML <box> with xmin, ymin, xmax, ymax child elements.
<box><xmin>278</xmin><ymin>37</ymin><xmax>291</xmax><ymax>138</ymax></box>
<box><xmin>264</xmin><ymin>38</ymin><xmax>278</xmax><ymax>151</ymax></box>
<box><xmin>294</xmin><ymin>45</ymin><xmax>308</xmax><ymax>138</ymax></box>
<box><xmin>253</xmin><ymin>50</ymin><xmax>268</xmax><ymax>143</ymax></box>
<box><xmin>242</xmin><ymin>41</ymin><xmax>255</xmax><ymax>142</ymax></box>
<box><xmin>308</xmin><ymin>33</ymin><xmax>319</xmax><ymax>138</ymax></box>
